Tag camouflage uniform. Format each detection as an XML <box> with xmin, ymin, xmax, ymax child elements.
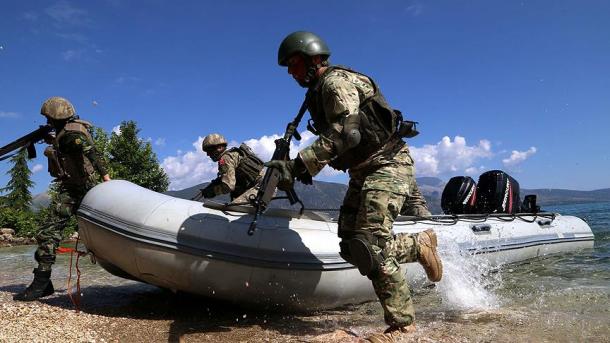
<box><xmin>400</xmin><ymin>180</ymin><xmax>430</xmax><ymax>217</ymax></box>
<box><xmin>203</xmin><ymin>144</ymin><xmax>264</xmax><ymax>205</ymax></box>
<box><xmin>36</xmin><ymin>120</ymin><xmax>108</xmax><ymax>272</ymax></box>
<box><xmin>299</xmin><ymin>67</ymin><xmax>429</xmax><ymax>326</ymax></box>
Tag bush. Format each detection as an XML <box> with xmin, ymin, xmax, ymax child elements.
<box><xmin>0</xmin><ymin>207</ymin><xmax>39</xmax><ymax>238</ymax></box>
<box><xmin>0</xmin><ymin>206</ymin><xmax>78</xmax><ymax>240</ymax></box>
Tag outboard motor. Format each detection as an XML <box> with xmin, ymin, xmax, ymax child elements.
<box><xmin>441</xmin><ymin>176</ymin><xmax>477</xmax><ymax>214</ymax></box>
<box><xmin>521</xmin><ymin>194</ymin><xmax>541</xmax><ymax>213</ymax></box>
<box><xmin>476</xmin><ymin>170</ymin><xmax>521</xmax><ymax>214</ymax></box>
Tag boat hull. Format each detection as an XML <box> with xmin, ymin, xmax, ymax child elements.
<box><xmin>77</xmin><ymin>180</ymin><xmax>595</xmax><ymax>309</ymax></box>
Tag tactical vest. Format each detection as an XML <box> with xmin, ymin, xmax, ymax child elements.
<box><xmin>46</xmin><ymin>119</ymin><xmax>96</xmax><ymax>185</ymax></box>
<box><xmin>306</xmin><ymin>66</ymin><xmax>398</xmax><ymax>171</ymax></box>
<box><xmin>227</xmin><ymin>143</ymin><xmax>264</xmax><ymax>199</ymax></box>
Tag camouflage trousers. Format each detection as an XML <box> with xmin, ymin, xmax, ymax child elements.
<box><xmin>229</xmin><ymin>180</ymin><xmax>275</xmax><ymax>206</ymax></box>
<box><xmin>230</xmin><ymin>183</ymin><xmax>260</xmax><ymax>206</ymax></box>
<box><xmin>339</xmin><ymin>149</ymin><xmax>426</xmax><ymax>327</ymax></box>
<box><xmin>399</xmin><ymin>179</ymin><xmax>431</xmax><ymax>217</ymax></box>
<box><xmin>35</xmin><ymin>183</ymin><xmax>89</xmax><ymax>272</ymax></box>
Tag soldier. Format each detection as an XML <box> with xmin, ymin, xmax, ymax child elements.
<box><xmin>199</xmin><ymin>133</ymin><xmax>265</xmax><ymax>205</ymax></box>
<box><xmin>266</xmin><ymin>31</ymin><xmax>442</xmax><ymax>342</ymax></box>
<box><xmin>14</xmin><ymin>97</ymin><xmax>111</xmax><ymax>301</ymax></box>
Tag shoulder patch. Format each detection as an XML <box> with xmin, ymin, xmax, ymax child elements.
<box><xmin>219</xmin><ymin>158</ymin><xmax>225</xmax><ymax>166</ymax></box>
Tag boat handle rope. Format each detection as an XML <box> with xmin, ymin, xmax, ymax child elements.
<box><xmin>56</xmin><ymin>236</ymin><xmax>87</xmax><ymax>313</ymax></box>
<box><xmin>394</xmin><ymin>212</ymin><xmax>556</xmax><ymax>226</ymax></box>
<box><xmin>207</xmin><ymin>201</ymin><xmax>556</xmax><ymax>227</ymax></box>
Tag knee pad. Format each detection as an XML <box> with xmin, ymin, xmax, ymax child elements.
<box><xmin>349</xmin><ymin>238</ymin><xmax>383</xmax><ymax>278</ymax></box>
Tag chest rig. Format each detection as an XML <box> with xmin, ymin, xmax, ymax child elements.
<box><xmin>227</xmin><ymin>143</ymin><xmax>264</xmax><ymax>198</ymax></box>
<box><xmin>305</xmin><ymin>66</ymin><xmax>399</xmax><ymax>171</ymax></box>
<box><xmin>44</xmin><ymin>119</ymin><xmax>96</xmax><ymax>184</ymax></box>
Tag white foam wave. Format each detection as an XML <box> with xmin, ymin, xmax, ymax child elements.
<box><xmin>435</xmin><ymin>239</ymin><xmax>501</xmax><ymax>310</ymax></box>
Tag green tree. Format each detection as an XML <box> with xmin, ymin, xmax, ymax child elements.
<box><xmin>0</xmin><ymin>148</ymin><xmax>34</xmax><ymax>211</ymax></box>
<box><xmin>108</xmin><ymin>121</ymin><xmax>169</xmax><ymax>192</ymax></box>
<box><xmin>0</xmin><ymin>148</ymin><xmax>39</xmax><ymax>237</ymax></box>
<box><xmin>91</xmin><ymin>126</ymin><xmax>114</xmax><ymax>178</ymax></box>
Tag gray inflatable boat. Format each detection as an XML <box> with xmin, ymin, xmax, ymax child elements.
<box><xmin>76</xmin><ymin>180</ymin><xmax>595</xmax><ymax>309</ymax></box>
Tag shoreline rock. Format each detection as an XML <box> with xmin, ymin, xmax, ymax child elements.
<box><xmin>0</xmin><ymin>228</ymin><xmax>36</xmax><ymax>248</ymax></box>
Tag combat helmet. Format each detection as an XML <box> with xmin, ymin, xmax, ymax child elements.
<box><xmin>278</xmin><ymin>31</ymin><xmax>331</xmax><ymax>66</ymax></box>
<box><xmin>201</xmin><ymin>133</ymin><xmax>227</xmax><ymax>151</ymax></box>
<box><xmin>40</xmin><ymin>97</ymin><xmax>76</xmax><ymax>120</ymax></box>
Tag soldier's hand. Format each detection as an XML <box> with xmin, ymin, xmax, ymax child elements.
<box><xmin>43</xmin><ymin>132</ymin><xmax>56</xmax><ymax>144</ymax></box>
<box><xmin>201</xmin><ymin>186</ymin><xmax>216</xmax><ymax>199</ymax></box>
<box><xmin>294</xmin><ymin>156</ymin><xmax>313</xmax><ymax>185</ymax></box>
<box><xmin>265</xmin><ymin>157</ymin><xmax>312</xmax><ymax>190</ymax></box>
<box><xmin>102</xmin><ymin>174</ymin><xmax>111</xmax><ymax>182</ymax></box>
<box><xmin>264</xmin><ymin>159</ymin><xmax>296</xmax><ymax>191</ymax></box>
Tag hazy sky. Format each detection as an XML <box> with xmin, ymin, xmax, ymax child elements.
<box><xmin>1</xmin><ymin>0</ymin><xmax>609</xmax><ymax>194</ymax></box>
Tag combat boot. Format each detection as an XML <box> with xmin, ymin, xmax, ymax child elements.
<box><xmin>365</xmin><ymin>324</ymin><xmax>416</xmax><ymax>342</ymax></box>
<box><xmin>417</xmin><ymin>229</ymin><xmax>443</xmax><ymax>282</ymax></box>
<box><xmin>13</xmin><ymin>268</ymin><xmax>54</xmax><ymax>301</ymax></box>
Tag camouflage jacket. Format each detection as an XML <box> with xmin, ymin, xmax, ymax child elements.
<box><xmin>299</xmin><ymin>66</ymin><xmax>407</xmax><ymax>176</ymax></box>
<box><xmin>45</xmin><ymin>119</ymin><xmax>107</xmax><ymax>186</ymax></box>
<box><xmin>207</xmin><ymin>146</ymin><xmax>264</xmax><ymax>199</ymax></box>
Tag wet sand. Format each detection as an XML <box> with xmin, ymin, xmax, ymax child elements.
<box><xmin>0</xmin><ymin>286</ymin><xmax>528</xmax><ymax>343</ymax></box>
<box><xmin>1</xmin><ymin>245</ymin><xmax>608</xmax><ymax>342</ymax></box>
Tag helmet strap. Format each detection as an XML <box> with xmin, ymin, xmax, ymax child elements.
<box><xmin>50</xmin><ymin>119</ymin><xmax>66</xmax><ymax>131</ymax></box>
<box><xmin>303</xmin><ymin>57</ymin><xmax>329</xmax><ymax>87</ymax></box>
<box><xmin>303</xmin><ymin>63</ymin><xmax>325</xmax><ymax>87</ymax></box>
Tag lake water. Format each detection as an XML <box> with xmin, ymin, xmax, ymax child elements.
<box><xmin>0</xmin><ymin>202</ymin><xmax>608</xmax><ymax>342</ymax></box>
<box><xmin>424</xmin><ymin>201</ymin><xmax>610</xmax><ymax>342</ymax></box>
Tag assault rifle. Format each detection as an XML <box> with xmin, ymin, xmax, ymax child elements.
<box><xmin>247</xmin><ymin>98</ymin><xmax>308</xmax><ymax>235</ymax></box>
<box><xmin>0</xmin><ymin>125</ymin><xmax>54</xmax><ymax>161</ymax></box>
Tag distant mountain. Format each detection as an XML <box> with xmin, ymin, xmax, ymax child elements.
<box><xmin>28</xmin><ymin>178</ymin><xmax>609</xmax><ymax>215</ymax></box>
<box><xmin>415</xmin><ymin>177</ymin><xmax>444</xmax><ymax>214</ymax></box>
<box><xmin>30</xmin><ymin>192</ymin><xmax>51</xmax><ymax>211</ymax></box>
<box><xmin>167</xmin><ymin>177</ymin><xmax>610</xmax><ymax>215</ymax></box>
<box><xmin>417</xmin><ymin>177</ymin><xmax>445</xmax><ymax>188</ymax></box>
<box><xmin>520</xmin><ymin>188</ymin><xmax>610</xmax><ymax>205</ymax></box>
<box><xmin>166</xmin><ymin>177</ymin><xmax>446</xmax><ymax>214</ymax></box>
<box><xmin>165</xmin><ymin>180</ymin><xmax>349</xmax><ymax>212</ymax></box>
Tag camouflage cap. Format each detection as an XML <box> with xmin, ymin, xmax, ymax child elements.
<box><xmin>202</xmin><ymin>133</ymin><xmax>227</xmax><ymax>151</ymax></box>
<box><xmin>40</xmin><ymin>97</ymin><xmax>76</xmax><ymax>120</ymax></box>
<box><xmin>278</xmin><ymin>31</ymin><xmax>330</xmax><ymax>66</ymax></box>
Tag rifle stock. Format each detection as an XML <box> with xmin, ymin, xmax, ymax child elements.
<box><xmin>0</xmin><ymin>125</ymin><xmax>53</xmax><ymax>161</ymax></box>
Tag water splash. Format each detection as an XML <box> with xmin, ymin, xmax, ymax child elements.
<box><xmin>435</xmin><ymin>238</ymin><xmax>501</xmax><ymax>311</ymax></box>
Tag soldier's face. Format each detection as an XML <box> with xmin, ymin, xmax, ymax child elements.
<box><xmin>46</xmin><ymin>117</ymin><xmax>61</xmax><ymax>129</ymax></box>
<box><xmin>205</xmin><ymin>145</ymin><xmax>225</xmax><ymax>162</ymax></box>
<box><xmin>287</xmin><ymin>54</ymin><xmax>308</xmax><ymax>87</ymax></box>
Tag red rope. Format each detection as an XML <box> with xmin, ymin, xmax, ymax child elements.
<box><xmin>59</xmin><ymin>237</ymin><xmax>87</xmax><ymax>313</ymax></box>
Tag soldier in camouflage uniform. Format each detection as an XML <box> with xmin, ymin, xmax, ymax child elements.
<box><xmin>266</xmin><ymin>32</ymin><xmax>443</xmax><ymax>342</ymax></box>
<box><xmin>199</xmin><ymin>133</ymin><xmax>265</xmax><ymax>205</ymax></box>
<box><xmin>14</xmin><ymin>97</ymin><xmax>110</xmax><ymax>301</ymax></box>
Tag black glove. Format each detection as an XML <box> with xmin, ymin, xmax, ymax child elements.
<box><xmin>293</xmin><ymin>156</ymin><xmax>312</xmax><ymax>185</ymax></box>
<box><xmin>200</xmin><ymin>185</ymin><xmax>216</xmax><ymax>199</ymax></box>
<box><xmin>264</xmin><ymin>156</ymin><xmax>312</xmax><ymax>191</ymax></box>
<box><xmin>264</xmin><ymin>160</ymin><xmax>295</xmax><ymax>191</ymax></box>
